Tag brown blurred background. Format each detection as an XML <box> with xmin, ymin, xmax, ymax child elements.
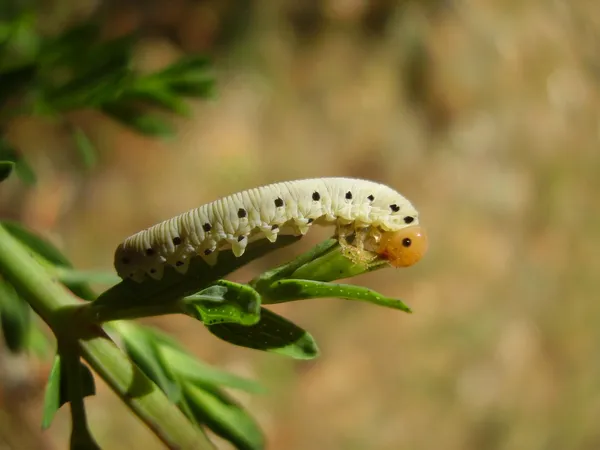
<box><xmin>1</xmin><ymin>0</ymin><xmax>600</xmax><ymax>449</ymax></box>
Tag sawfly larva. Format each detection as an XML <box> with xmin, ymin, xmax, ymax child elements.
<box><xmin>114</xmin><ymin>177</ymin><xmax>427</xmax><ymax>282</ymax></box>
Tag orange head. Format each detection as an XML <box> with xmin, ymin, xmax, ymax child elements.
<box><xmin>377</xmin><ymin>225</ymin><xmax>428</xmax><ymax>268</ymax></box>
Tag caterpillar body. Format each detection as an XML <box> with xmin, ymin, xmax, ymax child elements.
<box><xmin>114</xmin><ymin>177</ymin><xmax>427</xmax><ymax>282</ymax></box>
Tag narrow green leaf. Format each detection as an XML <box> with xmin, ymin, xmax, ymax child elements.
<box><xmin>208</xmin><ymin>308</ymin><xmax>319</xmax><ymax>360</ymax></box>
<box><xmin>42</xmin><ymin>354</ymin><xmax>62</xmax><ymax>429</ymax></box>
<box><xmin>182</xmin><ymin>280</ymin><xmax>261</xmax><ymax>326</ymax></box>
<box><xmin>71</xmin><ymin>127</ymin><xmax>97</xmax><ymax>169</ymax></box>
<box><xmin>184</xmin><ymin>383</ymin><xmax>265</xmax><ymax>450</ymax></box>
<box><xmin>102</xmin><ymin>104</ymin><xmax>174</xmax><ymax>137</ymax></box>
<box><xmin>0</xmin><ymin>160</ymin><xmax>14</xmax><ymax>181</ymax></box>
<box><xmin>116</xmin><ymin>322</ymin><xmax>181</xmax><ymax>402</ymax></box>
<box><xmin>263</xmin><ymin>279</ymin><xmax>412</xmax><ymax>312</ymax></box>
<box><xmin>42</xmin><ymin>353</ymin><xmax>96</xmax><ymax>429</ymax></box>
<box><xmin>0</xmin><ymin>277</ymin><xmax>30</xmax><ymax>352</ymax></box>
<box><xmin>158</xmin><ymin>345</ymin><xmax>265</xmax><ymax>394</ymax></box>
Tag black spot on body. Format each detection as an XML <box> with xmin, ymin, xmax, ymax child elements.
<box><xmin>274</xmin><ymin>198</ymin><xmax>284</xmax><ymax>208</ymax></box>
<box><xmin>402</xmin><ymin>238</ymin><xmax>412</xmax><ymax>247</ymax></box>
<box><xmin>367</xmin><ymin>194</ymin><xmax>375</xmax><ymax>201</ymax></box>
<box><xmin>176</xmin><ymin>261</ymin><xmax>184</xmax><ymax>267</ymax></box>
<box><xmin>404</xmin><ymin>216</ymin><xmax>415</xmax><ymax>224</ymax></box>
<box><xmin>173</xmin><ymin>236</ymin><xmax>182</xmax><ymax>245</ymax></box>
<box><xmin>345</xmin><ymin>191</ymin><xmax>352</xmax><ymax>200</ymax></box>
<box><xmin>312</xmin><ymin>191</ymin><xmax>320</xmax><ymax>201</ymax></box>
<box><xmin>145</xmin><ymin>248</ymin><xmax>155</xmax><ymax>256</ymax></box>
<box><xmin>203</xmin><ymin>223</ymin><xmax>212</xmax><ymax>232</ymax></box>
<box><xmin>390</xmin><ymin>204</ymin><xmax>400</xmax><ymax>212</ymax></box>
<box><xmin>238</xmin><ymin>208</ymin><xmax>247</xmax><ymax>218</ymax></box>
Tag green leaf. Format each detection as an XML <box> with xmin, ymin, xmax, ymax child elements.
<box><xmin>183</xmin><ymin>383</ymin><xmax>265</xmax><ymax>450</ymax></box>
<box><xmin>158</xmin><ymin>345</ymin><xmax>265</xmax><ymax>394</ymax></box>
<box><xmin>102</xmin><ymin>103</ymin><xmax>174</xmax><ymax>137</ymax></box>
<box><xmin>0</xmin><ymin>160</ymin><xmax>14</xmax><ymax>182</ymax></box>
<box><xmin>182</xmin><ymin>280</ymin><xmax>261</xmax><ymax>326</ymax></box>
<box><xmin>0</xmin><ymin>277</ymin><xmax>30</xmax><ymax>352</ymax></box>
<box><xmin>115</xmin><ymin>322</ymin><xmax>181</xmax><ymax>402</ymax></box>
<box><xmin>263</xmin><ymin>279</ymin><xmax>412</xmax><ymax>313</ymax></box>
<box><xmin>208</xmin><ymin>308</ymin><xmax>319</xmax><ymax>360</ymax></box>
<box><xmin>42</xmin><ymin>354</ymin><xmax>62</xmax><ymax>429</ymax></box>
<box><xmin>42</xmin><ymin>354</ymin><xmax>96</xmax><ymax>429</ymax></box>
<box><xmin>71</xmin><ymin>127</ymin><xmax>97</xmax><ymax>169</ymax></box>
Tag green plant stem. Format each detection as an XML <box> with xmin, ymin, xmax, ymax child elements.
<box><xmin>0</xmin><ymin>225</ymin><xmax>214</xmax><ymax>450</ymax></box>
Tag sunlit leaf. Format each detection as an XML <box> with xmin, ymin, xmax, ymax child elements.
<box><xmin>182</xmin><ymin>280</ymin><xmax>261</xmax><ymax>326</ymax></box>
<box><xmin>263</xmin><ymin>278</ymin><xmax>411</xmax><ymax>312</ymax></box>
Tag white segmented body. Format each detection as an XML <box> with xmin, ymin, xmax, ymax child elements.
<box><xmin>114</xmin><ymin>177</ymin><xmax>420</xmax><ymax>282</ymax></box>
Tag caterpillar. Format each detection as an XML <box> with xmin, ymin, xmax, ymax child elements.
<box><xmin>114</xmin><ymin>177</ymin><xmax>427</xmax><ymax>282</ymax></box>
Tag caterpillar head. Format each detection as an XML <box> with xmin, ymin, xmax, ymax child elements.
<box><xmin>377</xmin><ymin>225</ymin><xmax>428</xmax><ymax>268</ymax></box>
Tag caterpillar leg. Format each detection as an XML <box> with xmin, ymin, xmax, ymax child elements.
<box><xmin>337</xmin><ymin>225</ymin><xmax>378</xmax><ymax>266</ymax></box>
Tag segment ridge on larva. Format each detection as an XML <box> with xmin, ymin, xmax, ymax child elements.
<box><xmin>114</xmin><ymin>177</ymin><xmax>426</xmax><ymax>282</ymax></box>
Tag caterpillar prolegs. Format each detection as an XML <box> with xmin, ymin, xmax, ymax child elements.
<box><xmin>114</xmin><ymin>178</ymin><xmax>427</xmax><ymax>282</ymax></box>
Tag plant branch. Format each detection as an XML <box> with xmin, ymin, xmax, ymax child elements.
<box><xmin>0</xmin><ymin>224</ymin><xmax>214</xmax><ymax>450</ymax></box>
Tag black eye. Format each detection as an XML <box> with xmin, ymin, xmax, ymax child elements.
<box><xmin>402</xmin><ymin>238</ymin><xmax>412</xmax><ymax>247</ymax></box>
<box><xmin>237</xmin><ymin>235</ymin><xmax>245</xmax><ymax>242</ymax></box>
<box><xmin>404</xmin><ymin>216</ymin><xmax>415</xmax><ymax>224</ymax></box>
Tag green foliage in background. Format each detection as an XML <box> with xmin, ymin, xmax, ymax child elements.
<box><xmin>0</xmin><ymin>8</ymin><xmax>412</xmax><ymax>450</ymax></box>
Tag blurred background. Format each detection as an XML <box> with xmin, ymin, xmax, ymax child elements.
<box><xmin>1</xmin><ymin>0</ymin><xmax>600</xmax><ymax>449</ymax></box>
